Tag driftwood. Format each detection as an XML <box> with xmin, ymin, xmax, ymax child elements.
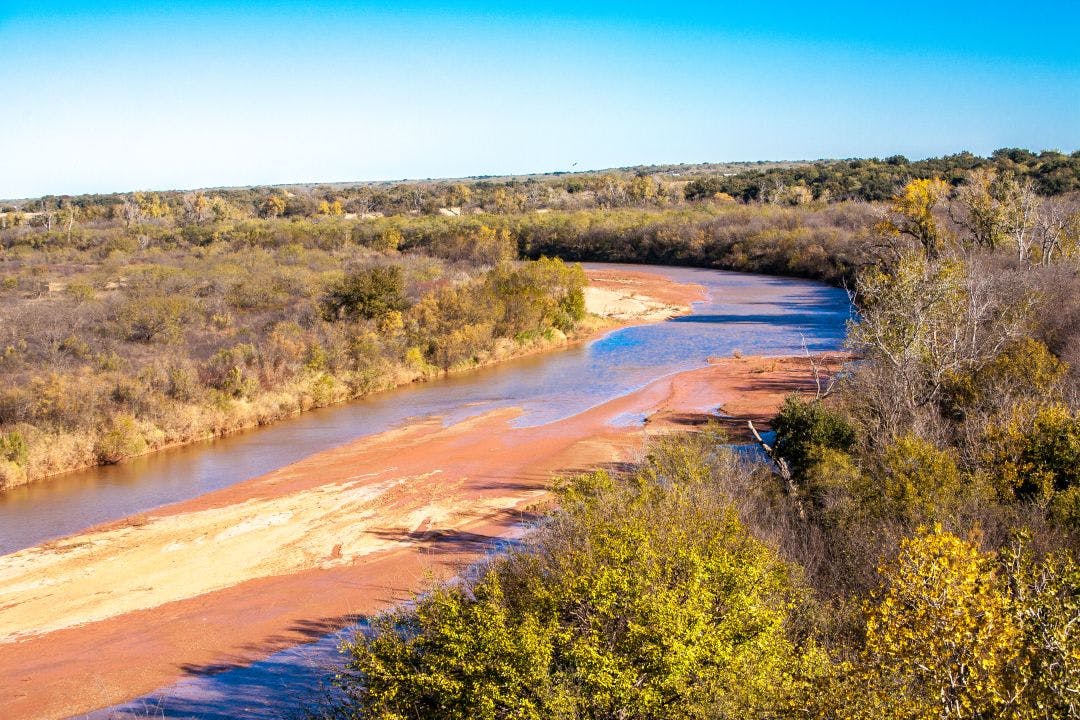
<box><xmin>801</xmin><ymin>334</ymin><xmax>839</xmax><ymax>400</ymax></box>
<box><xmin>747</xmin><ymin>420</ymin><xmax>791</xmax><ymax>481</ymax></box>
<box><xmin>747</xmin><ymin>419</ymin><xmax>806</xmax><ymax>521</ymax></box>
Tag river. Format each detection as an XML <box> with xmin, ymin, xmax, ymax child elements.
<box><xmin>1</xmin><ymin>264</ymin><xmax>851</xmax><ymax>719</ymax></box>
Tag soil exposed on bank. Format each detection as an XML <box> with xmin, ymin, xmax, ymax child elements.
<box><xmin>0</xmin><ymin>269</ymin><xmax>843</xmax><ymax>720</ymax></box>
<box><xmin>582</xmin><ymin>266</ymin><xmax>706</xmax><ymax>322</ymax></box>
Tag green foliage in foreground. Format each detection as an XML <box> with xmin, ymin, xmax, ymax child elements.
<box><xmin>327</xmin><ymin>439</ymin><xmax>827</xmax><ymax>720</ymax></box>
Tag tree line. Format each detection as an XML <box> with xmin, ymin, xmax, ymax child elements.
<box><xmin>2</xmin><ymin>149</ymin><xmax>1076</xmax><ymax>230</ymax></box>
<box><xmin>684</xmin><ymin>148</ymin><xmax>1080</xmax><ymax>203</ymax></box>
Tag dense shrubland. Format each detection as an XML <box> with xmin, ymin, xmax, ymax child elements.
<box><xmin>317</xmin><ymin>166</ymin><xmax>1080</xmax><ymax>718</ymax></box>
<box><xmin>513</xmin><ymin>203</ymin><xmax>875</xmax><ymax>284</ymax></box>
<box><xmin>0</xmin><ymin>183</ymin><xmax>897</xmax><ymax>484</ymax></box>
<box><xmin>0</xmin><ymin>223</ymin><xmax>587</xmax><ymax>484</ymax></box>
<box><xmin>319</xmin><ymin>433</ymin><xmax>1080</xmax><ymax>720</ymax></box>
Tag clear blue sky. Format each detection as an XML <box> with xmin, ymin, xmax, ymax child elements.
<box><xmin>1</xmin><ymin>1</ymin><xmax>1078</xmax><ymax>198</ymax></box>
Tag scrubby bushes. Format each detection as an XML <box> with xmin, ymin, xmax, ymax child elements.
<box><xmin>93</xmin><ymin>413</ymin><xmax>147</xmax><ymax>464</ymax></box>
<box><xmin>0</xmin><ymin>218</ymin><xmax>590</xmax><ymax>485</ymax></box>
<box><xmin>403</xmin><ymin>259</ymin><xmax>584</xmax><ymax>373</ymax></box>
<box><xmin>322</xmin><ymin>266</ymin><xmax>409</xmax><ymax>322</ymax></box>
<box><xmin>319</xmin><ymin>173</ymin><xmax>1080</xmax><ymax>719</ymax></box>
<box><xmin>114</xmin><ymin>295</ymin><xmax>196</xmax><ymax>344</ymax></box>
<box><xmin>773</xmin><ymin>395</ymin><xmax>856</xmax><ymax>480</ymax></box>
<box><xmin>762</xmin><ymin>248</ymin><xmax>1080</xmax><ymax>595</ymax></box>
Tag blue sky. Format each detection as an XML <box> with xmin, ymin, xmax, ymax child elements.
<box><xmin>1</xmin><ymin>1</ymin><xmax>1078</xmax><ymax>198</ymax></box>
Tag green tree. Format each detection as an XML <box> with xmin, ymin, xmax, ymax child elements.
<box><xmin>877</xmin><ymin>435</ymin><xmax>964</xmax><ymax>525</ymax></box>
<box><xmin>772</xmin><ymin>394</ymin><xmax>857</xmax><ymax>480</ymax></box>
<box><xmin>981</xmin><ymin>402</ymin><xmax>1080</xmax><ymax>500</ymax></box>
<box><xmin>954</xmin><ymin>167</ymin><xmax>1010</xmax><ymax>250</ymax></box>
<box><xmin>322</xmin><ymin>266</ymin><xmax>410</xmax><ymax>322</ymax></box>
<box><xmin>488</xmin><ymin>257</ymin><xmax>586</xmax><ymax>336</ymax></box>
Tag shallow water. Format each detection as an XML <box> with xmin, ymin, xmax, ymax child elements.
<box><xmin>0</xmin><ymin>264</ymin><xmax>850</xmax><ymax>556</ymax></box>
<box><xmin>80</xmin><ymin>625</ymin><xmax>357</xmax><ymax>720</ymax></box>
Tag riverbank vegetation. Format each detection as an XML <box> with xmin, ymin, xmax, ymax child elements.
<box><xmin>4</xmin><ymin>149</ymin><xmax>1080</xmax><ymax>713</ymax></box>
<box><xmin>0</xmin><ymin>231</ymin><xmax>586</xmax><ymax>484</ymax></box>
<box><xmin>315</xmin><ymin>162</ymin><xmax>1080</xmax><ymax>718</ymax></box>
<box><xmin>0</xmin><ymin>202</ymin><xmax>874</xmax><ymax>485</ymax></box>
<box><xmin>320</xmin><ymin>434</ymin><xmax>1080</xmax><ymax>720</ymax></box>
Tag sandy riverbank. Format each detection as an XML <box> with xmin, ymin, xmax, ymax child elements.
<box><xmin>583</xmin><ymin>266</ymin><xmax>705</xmax><ymax>322</ymax></box>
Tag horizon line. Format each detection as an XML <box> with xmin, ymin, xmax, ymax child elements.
<box><xmin>7</xmin><ymin>147</ymin><xmax>1078</xmax><ymax>204</ymax></box>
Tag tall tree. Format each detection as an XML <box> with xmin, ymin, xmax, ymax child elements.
<box><xmin>881</xmin><ymin>178</ymin><xmax>952</xmax><ymax>259</ymax></box>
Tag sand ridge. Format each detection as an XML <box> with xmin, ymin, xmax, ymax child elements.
<box><xmin>583</xmin><ymin>267</ymin><xmax>706</xmax><ymax>322</ymax></box>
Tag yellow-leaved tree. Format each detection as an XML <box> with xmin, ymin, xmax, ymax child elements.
<box><xmin>845</xmin><ymin>527</ymin><xmax>1020</xmax><ymax>720</ymax></box>
<box><xmin>814</xmin><ymin>527</ymin><xmax>1080</xmax><ymax>720</ymax></box>
<box><xmin>880</xmin><ymin>178</ymin><xmax>952</xmax><ymax>258</ymax></box>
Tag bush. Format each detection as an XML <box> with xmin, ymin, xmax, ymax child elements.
<box><xmin>981</xmin><ymin>403</ymin><xmax>1080</xmax><ymax>500</ymax></box>
<box><xmin>0</xmin><ymin>459</ymin><xmax>26</xmax><ymax>488</ymax></box>
<box><xmin>201</xmin><ymin>344</ymin><xmax>260</xmax><ymax>399</ymax></box>
<box><xmin>877</xmin><ymin>435</ymin><xmax>965</xmax><ymax>524</ymax></box>
<box><xmin>94</xmin><ymin>413</ymin><xmax>146</xmax><ymax>464</ymax></box>
<box><xmin>0</xmin><ymin>430</ymin><xmax>28</xmax><ymax>466</ymax></box>
<box><xmin>773</xmin><ymin>395</ymin><xmax>857</xmax><ymax>480</ymax></box>
<box><xmin>322</xmin><ymin>265</ymin><xmax>409</xmax><ymax>322</ymax></box>
<box><xmin>330</xmin><ymin>445</ymin><xmax>826</xmax><ymax>720</ymax></box>
<box><xmin>114</xmin><ymin>295</ymin><xmax>196</xmax><ymax>344</ymax></box>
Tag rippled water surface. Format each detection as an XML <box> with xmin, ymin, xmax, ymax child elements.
<box><xmin>0</xmin><ymin>265</ymin><xmax>851</xmax><ymax>555</ymax></box>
